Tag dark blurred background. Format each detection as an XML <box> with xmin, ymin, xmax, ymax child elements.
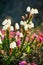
<box><xmin>0</xmin><ymin>0</ymin><xmax>43</xmax><ymax>27</ymax></box>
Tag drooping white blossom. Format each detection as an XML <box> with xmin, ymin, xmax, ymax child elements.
<box><xmin>10</xmin><ymin>41</ymin><xmax>16</xmax><ymax>48</ymax></box>
<box><xmin>10</xmin><ymin>26</ymin><xmax>14</xmax><ymax>31</ymax></box>
<box><xmin>20</xmin><ymin>20</ymin><xmax>24</xmax><ymax>26</ymax></box>
<box><xmin>20</xmin><ymin>32</ymin><xmax>23</xmax><ymax>37</ymax></box>
<box><xmin>2</xmin><ymin>19</ymin><xmax>8</xmax><ymax>25</ymax></box>
<box><xmin>2</xmin><ymin>23</ymin><xmax>10</xmax><ymax>30</ymax></box>
<box><xmin>2</xmin><ymin>25</ymin><xmax>14</xmax><ymax>31</ymax></box>
<box><xmin>34</xmin><ymin>9</ymin><xmax>38</xmax><ymax>14</ymax></box>
<box><xmin>2</xmin><ymin>19</ymin><xmax>14</xmax><ymax>31</ymax></box>
<box><xmin>2</xmin><ymin>25</ymin><xmax>7</xmax><ymax>30</ymax></box>
<box><xmin>30</xmin><ymin>8</ymin><xmax>35</xmax><ymax>14</ymax></box>
<box><xmin>2</xmin><ymin>19</ymin><xmax>11</xmax><ymax>26</ymax></box>
<box><xmin>7</xmin><ymin>19</ymin><xmax>11</xmax><ymax>26</ymax></box>
<box><xmin>15</xmin><ymin>23</ymin><xmax>19</xmax><ymax>30</ymax></box>
<box><xmin>31</xmin><ymin>22</ymin><xmax>34</xmax><ymax>28</ymax></box>
<box><xmin>26</xmin><ymin>6</ymin><xmax>39</xmax><ymax>14</ymax></box>
<box><xmin>30</xmin><ymin>8</ymin><xmax>38</xmax><ymax>14</ymax></box>
<box><xmin>20</xmin><ymin>20</ymin><xmax>28</xmax><ymax>30</ymax></box>
<box><xmin>28</xmin><ymin>21</ymin><xmax>34</xmax><ymax>29</ymax></box>
<box><xmin>24</xmin><ymin>24</ymin><xmax>28</xmax><ymax>30</ymax></box>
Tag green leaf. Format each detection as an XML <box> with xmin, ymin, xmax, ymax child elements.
<box><xmin>26</xmin><ymin>46</ymin><xmax>30</xmax><ymax>53</ymax></box>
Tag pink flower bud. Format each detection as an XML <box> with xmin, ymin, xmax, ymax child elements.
<box><xmin>31</xmin><ymin>33</ymin><xmax>38</xmax><ymax>40</ymax></box>
<box><xmin>16</xmin><ymin>31</ymin><xmax>20</xmax><ymax>36</ymax></box>
<box><xmin>19</xmin><ymin>61</ymin><xmax>27</xmax><ymax>65</ymax></box>
<box><xmin>38</xmin><ymin>36</ymin><xmax>43</xmax><ymax>43</ymax></box>
<box><xmin>10</xmin><ymin>31</ymin><xmax>14</xmax><ymax>38</ymax></box>
<box><xmin>2</xmin><ymin>35</ymin><xmax>4</xmax><ymax>40</ymax></box>
<box><xmin>31</xmin><ymin>62</ymin><xmax>37</xmax><ymax>65</ymax></box>
<box><xmin>25</xmin><ymin>37</ymin><xmax>29</xmax><ymax>42</ymax></box>
<box><xmin>16</xmin><ymin>39</ymin><xmax>21</xmax><ymax>47</ymax></box>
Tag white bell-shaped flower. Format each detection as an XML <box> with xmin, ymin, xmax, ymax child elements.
<box><xmin>7</xmin><ymin>19</ymin><xmax>11</xmax><ymax>26</ymax></box>
<box><xmin>15</xmin><ymin>23</ymin><xmax>19</xmax><ymax>30</ymax></box>
<box><xmin>20</xmin><ymin>20</ymin><xmax>24</xmax><ymax>26</ymax></box>
<box><xmin>10</xmin><ymin>41</ymin><xmax>16</xmax><ymax>48</ymax></box>
<box><xmin>2</xmin><ymin>19</ymin><xmax>8</xmax><ymax>25</ymax></box>
<box><xmin>20</xmin><ymin>32</ymin><xmax>23</xmax><ymax>37</ymax></box>
<box><xmin>34</xmin><ymin>9</ymin><xmax>38</xmax><ymax>14</ymax></box>
<box><xmin>2</xmin><ymin>19</ymin><xmax>11</xmax><ymax>26</ymax></box>
<box><xmin>2</xmin><ymin>18</ymin><xmax>14</xmax><ymax>31</ymax></box>
<box><xmin>28</xmin><ymin>21</ymin><xmax>34</xmax><ymax>29</ymax></box>
<box><xmin>24</xmin><ymin>24</ymin><xmax>28</xmax><ymax>30</ymax></box>
<box><xmin>10</xmin><ymin>26</ymin><xmax>14</xmax><ymax>31</ymax></box>
<box><xmin>2</xmin><ymin>25</ymin><xmax>7</xmax><ymax>30</ymax></box>
<box><xmin>30</xmin><ymin>22</ymin><xmax>34</xmax><ymax>28</ymax></box>
<box><xmin>2</xmin><ymin>23</ymin><xmax>10</xmax><ymax>30</ymax></box>
<box><xmin>30</xmin><ymin>8</ymin><xmax>35</xmax><ymax>14</ymax></box>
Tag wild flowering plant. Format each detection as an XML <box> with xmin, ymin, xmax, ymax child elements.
<box><xmin>0</xmin><ymin>6</ymin><xmax>43</xmax><ymax>65</ymax></box>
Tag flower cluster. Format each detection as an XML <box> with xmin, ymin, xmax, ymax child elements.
<box><xmin>27</xmin><ymin>6</ymin><xmax>38</xmax><ymax>14</ymax></box>
<box><xmin>0</xmin><ymin>6</ymin><xmax>43</xmax><ymax>65</ymax></box>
